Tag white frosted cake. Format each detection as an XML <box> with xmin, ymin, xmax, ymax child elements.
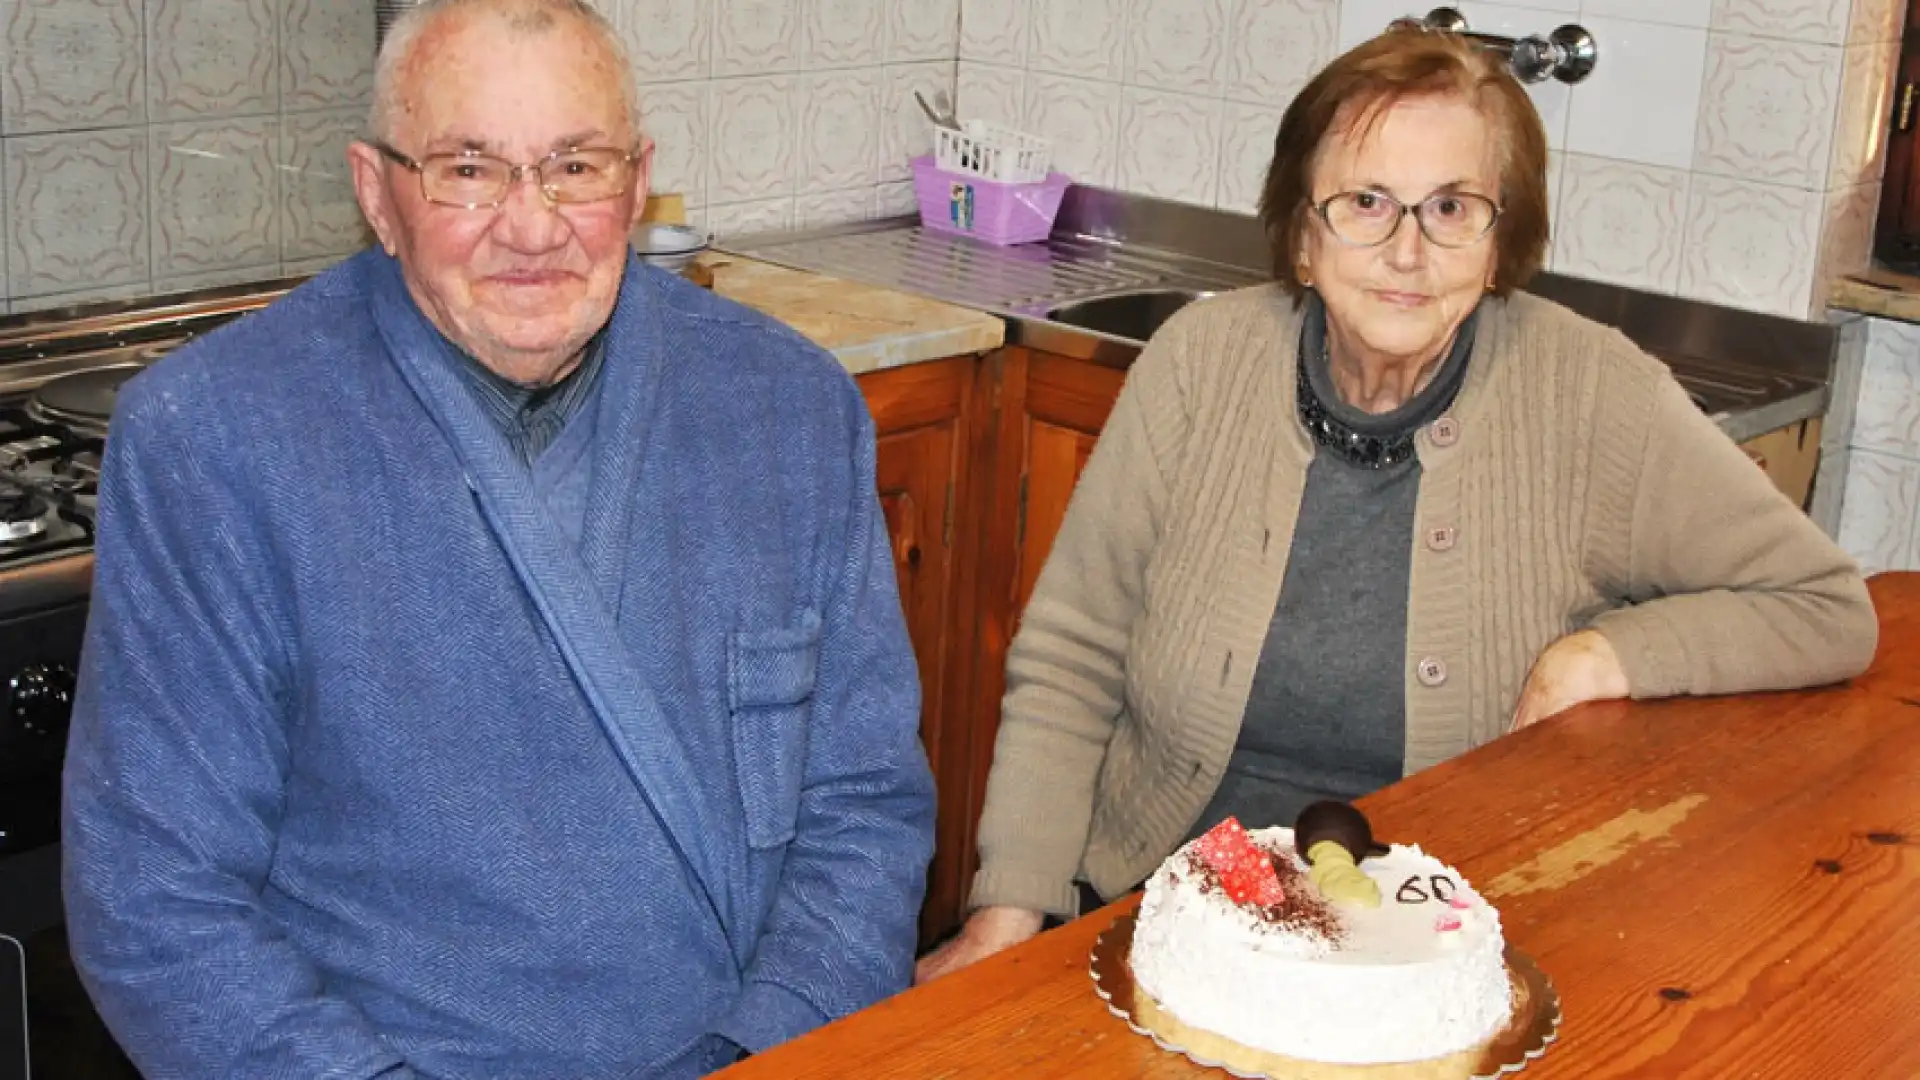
<box><xmin>1128</xmin><ymin>812</ymin><xmax>1512</xmax><ymax>1068</ymax></box>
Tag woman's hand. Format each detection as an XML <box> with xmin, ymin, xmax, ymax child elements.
<box><xmin>1510</xmin><ymin>630</ymin><xmax>1630</xmax><ymax>731</ymax></box>
<box><xmin>913</xmin><ymin>906</ymin><xmax>1047</xmax><ymax>985</ymax></box>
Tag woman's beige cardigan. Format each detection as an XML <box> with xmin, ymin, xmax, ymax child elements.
<box><xmin>970</xmin><ymin>285</ymin><xmax>1878</xmax><ymax>918</ymax></box>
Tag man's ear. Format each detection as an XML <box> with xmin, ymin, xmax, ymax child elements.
<box><xmin>627</xmin><ymin>137</ymin><xmax>657</xmax><ymax>229</ymax></box>
<box><xmin>347</xmin><ymin>141</ymin><xmax>400</xmax><ymax>256</ymax></box>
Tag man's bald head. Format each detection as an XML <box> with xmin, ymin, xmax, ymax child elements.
<box><xmin>370</xmin><ymin>0</ymin><xmax>639</xmax><ymax>144</ymax></box>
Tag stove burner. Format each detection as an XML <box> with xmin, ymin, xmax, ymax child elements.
<box><xmin>26</xmin><ymin>363</ymin><xmax>144</xmax><ymax>438</ymax></box>
<box><xmin>0</xmin><ymin>486</ymin><xmax>49</xmax><ymax>542</ymax></box>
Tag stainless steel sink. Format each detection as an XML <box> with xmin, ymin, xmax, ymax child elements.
<box><xmin>1042</xmin><ymin>288</ymin><xmax>1213</xmax><ymax>343</ymax></box>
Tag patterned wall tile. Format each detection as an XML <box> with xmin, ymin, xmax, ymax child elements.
<box><xmin>1551</xmin><ymin>155</ymin><xmax>1691</xmax><ymax>293</ymax></box>
<box><xmin>10</xmin><ymin>281</ymin><xmax>155</xmax><ymax>313</ymax></box>
<box><xmin>619</xmin><ymin>0</ymin><xmax>713</xmax><ymax>83</ymax></box>
<box><xmin>637</xmin><ymin>81</ymin><xmax>710</xmax><ymax>201</ymax></box>
<box><xmin>283</xmin><ymin>0</ymin><xmax>374</xmax><ymax>110</ymax></box>
<box><xmin>155</xmin><ymin>263</ymin><xmax>280</xmax><ymax>295</ymax></box>
<box><xmin>1225</xmin><ymin>0</ymin><xmax>1338</xmax><ymax>107</ymax></box>
<box><xmin>1852</xmin><ymin>317</ymin><xmax>1920</xmax><ymax>459</ymax></box>
<box><xmin>882</xmin><ymin>63</ymin><xmax>956</xmax><ymax>181</ymax></box>
<box><xmin>1812</xmin><ymin>181</ymin><xmax>1879</xmax><ymax>314</ymax></box>
<box><xmin>874</xmin><ymin>179</ymin><xmax>917</xmax><ymax>217</ymax></box>
<box><xmin>1807</xmin><ymin>445</ymin><xmax>1847</xmax><ymax>538</ymax></box>
<box><xmin>280</xmin><ymin>109</ymin><xmax>368</xmax><ymax>262</ymax></box>
<box><xmin>1216</xmin><ymin>102</ymin><xmax>1283</xmax><ymax>215</ymax></box>
<box><xmin>147</xmin><ymin>0</ymin><xmax>278</xmax><ymax>121</ymax></box>
<box><xmin>1</xmin><ymin>0</ymin><xmax>145</xmax><ymax>134</ymax></box>
<box><xmin>798</xmin><ymin>70</ymin><xmax>880</xmax><ymax>190</ymax></box>
<box><xmin>1677</xmin><ymin>174</ymin><xmax>1822</xmax><ymax>318</ymax></box>
<box><xmin>152</xmin><ymin>117</ymin><xmax>279</xmax><ymax>277</ymax></box>
<box><xmin>709</xmin><ymin>76</ymin><xmax>797</xmax><ymax>203</ymax></box>
<box><xmin>1125</xmin><ymin>0</ymin><xmax>1226</xmax><ymax>95</ymax></box>
<box><xmin>889</xmin><ymin>0</ymin><xmax>961</xmax><ymax>62</ymax></box>
<box><xmin>283</xmin><ymin>252</ymin><xmax>352</xmax><ymax>277</ymax></box>
<box><xmin>1117</xmin><ymin>90</ymin><xmax>1222</xmax><ymax>207</ymax></box>
<box><xmin>804</xmin><ymin>0</ymin><xmax>885</xmax><ymax>69</ymax></box>
<box><xmin>1024</xmin><ymin>73</ymin><xmax>1122</xmax><ymax>187</ymax></box>
<box><xmin>4</xmin><ymin>128</ymin><xmax>149</xmax><ymax>297</ymax></box>
<box><xmin>1710</xmin><ymin>0</ymin><xmax>1850</xmax><ymax>44</ymax></box>
<box><xmin>700</xmin><ymin>195</ymin><xmax>795</xmax><ymax>240</ymax></box>
<box><xmin>958</xmin><ymin>0</ymin><xmax>1028</xmax><ymax>64</ymax></box>
<box><xmin>1835</xmin><ymin>448</ymin><xmax>1920</xmax><ymax>573</ymax></box>
<box><xmin>715</xmin><ymin>0</ymin><xmax>801</xmax><ymax>77</ymax></box>
<box><xmin>955</xmin><ymin>61</ymin><xmax>1026</xmax><ymax>128</ymax></box>
<box><xmin>795</xmin><ymin>187</ymin><xmax>874</xmax><ymax>228</ymax></box>
<box><xmin>1828</xmin><ymin>40</ymin><xmax>1896</xmax><ymax>188</ymax></box>
<box><xmin>1029</xmin><ymin>0</ymin><xmax>1126</xmax><ymax>82</ymax></box>
<box><xmin>1693</xmin><ymin>35</ymin><xmax>1843</xmax><ymax>189</ymax></box>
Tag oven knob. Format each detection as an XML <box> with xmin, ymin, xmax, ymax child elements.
<box><xmin>8</xmin><ymin>662</ymin><xmax>76</xmax><ymax>740</ymax></box>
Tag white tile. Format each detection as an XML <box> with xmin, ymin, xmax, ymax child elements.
<box><xmin>700</xmin><ymin>196</ymin><xmax>796</xmax><ymax>240</ymax></box>
<box><xmin>874</xmin><ymin>179</ymin><xmax>918</xmax><ymax>218</ymax></box>
<box><xmin>0</xmin><ymin>0</ymin><xmax>144</xmax><ymax>133</ymax></box>
<box><xmin>1677</xmin><ymin>174</ymin><xmax>1822</xmax><ymax>318</ymax></box>
<box><xmin>1025</xmin><ymin>73</ymin><xmax>1123</xmax><ymax>186</ymax></box>
<box><xmin>1807</xmin><ymin>445</ymin><xmax>1847</xmax><ymax>537</ymax></box>
<box><xmin>1117</xmin><ymin>89</ymin><xmax>1222</xmax><ymax>206</ymax></box>
<box><xmin>709</xmin><ymin>76</ymin><xmax>797</xmax><ymax>203</ymax></box>
<box><xmin>1338</xmin><ymin>0</ymin><xmax>1422</xmax><ymax>51</ymax></box>
<box><xmin>1562</xmin><ymin>17</ymin><xmax>1707</xmax><ymax>169</ymax></box>
<box><xmin>795</xmin><ymin>187</ymin><xmax>874</xmax><ymax>228</ymax></box>
<box><xmin>956</xmin><ymin>61</ymin><xmax>1027</xmax><ymax>128</ymax></box>
<box><xmin>283</xmin><ymin>0</ymin><xmax>375</xmax><ymax>108</ymax></box>
<box><xmin>1848</xmin><ymin>0</ymin><xmax>1904</xmax><ymax>42</ymax></box>
<box><xmin>715</xmin><ymin>0</ymin><xmax>801</xmax><ymax>77</ymax></box>
<box><xmin>1225</xmin><ymin>0</ymin><xmax>1339</xmax><ymax>107</ymax></box>
<box><xmin>151</xmin><ymin>117</ymin><xmax>280</xmax><ymax>277</ymax></box>
<box><xmin>1693</xmin><ymin>35</ymin><xmax>1843</xmax><ymax>189</ymax></box>
<box><xmin>958</xmin><ymin>0</ymin><xmax>1029</xmax><ymax>64</ymax></box>
<box><xmin>1710</xmin><ymin>0</ymin><xmax>1850</xmax><ymax>44</ymax></box>
<box><xmin>1828</xmin><ymin>40</ymin><xmax>1897</xmax><ymax>188</ymax></box>
<box><xmin>882</xmin><ymin>63</ymin><xmax>955</xmax><ymax>181</ymax></box>
<box><xmin>1551</xmin><ymin>154</ymin><xmax>1690</xmax><ymax>293</ymax></box>
<box><xmin>1124</xmin><ymin>0</ymin><xmax>1228</xmax><ymax>95</ymax></box>
<box><xmin>1835</xmin><ymin>448</ymin><xmax>1920</xmax><ymax>573</ymax></box>
<box><xmin>154</xmin><ymin>263</ymin><xmax>278</xmax><ymax>295</ymax></box>
<box><xmin>146</xmin><ymin>0</ymin><xmax>277</xmax><ymax>121</ymax></box>
<box><xmin>637</xmin><ymin>81</ymin><xmax>711</xmax><ymax>202</ymax></box>
<box><xmin>1853</xmin><ymin>317</ymin><xmax>1920</xmax><ymax>458</ymax></box>
<box><xmin>4</xmin><ymin>128</ymin><xmax>150</xmax><ymax>296</ymax></box>
<box><xmin>619</xmin><ymin>0</ymin><xmax>714</xmax><ymax>83</ymax></box>
<box><xmin>1473</xmin><ymin>0</ymin><xmax>1579</xmax><ymax>13</ymax></box>
<box><xmin>9</xmin><ymin>281</ymin><xmax>155</xmax><ymax>312</ymax></box>
<box><xmin>279</xmin><ymin>108</ymin><xmax>366</xmax><ymax>262</ymax></box>
<box><xmin>1448</xmin><ymin>2</ymin><xmax>1574</xmax><ymax>147</ymax></box>
<box><xmin>798</xmin><ymin>69</ymin><xmax>881</xmax><ymax>189</ymax></box>
<box><xmin>1216</xmin><ymin>102</ymin><xmax>1284</xmax><ymax>214</ymax></box>
<box><xmin>1813</xmin><ymin>181</ymin><xmax>1880</xmax><ymax>315</ymax></box>
<box><xmin>1578</xmin><ymin>0</ymin><xmax>1711</xmax><ymax>27</ymax></box>
<box><xmin>803</xmin><ymin>0</ymin><xmax>885</xmax><ymax>69</ymax></box>
<box><xmin>1029</xmin><ymin>0</ymin><xmax>1128</xmax><ymax>82</ymax></box>
<box><xmin>889</xmin><ymin>0</ymin><xmax>961</xmax><ymax>61</ymax></box>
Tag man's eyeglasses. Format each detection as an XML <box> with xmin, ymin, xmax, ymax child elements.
<box><xmin>370</xmin><ymin>141</ymin><xmax>641</xmax><ymax>209</ymax></box>
<box><xmin>1313</xmin><ymin>189</ymin><xmax>1501</xmax><ymax>248</ymax></box>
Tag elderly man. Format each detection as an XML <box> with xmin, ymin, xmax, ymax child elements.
<box><xmin>60</xmin><ymin>1</ymin><xmax>934</xmax><ymax>1077</ymax></box>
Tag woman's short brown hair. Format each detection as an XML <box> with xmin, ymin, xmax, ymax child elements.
<box><xmin>1259</xmin><ymin>28</ymin><xmax>1550</xmax><ymax>300</ymax></box>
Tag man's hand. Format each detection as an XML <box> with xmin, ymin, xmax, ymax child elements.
<box><xmin>913</xmin><ymin>906</ymin><xmax>1046</xmax><ymax>985</ymax></box>
<box><xmin>1510</xmin><ymin>629</ymin><xmax>1630</xmax><ymax>731</ymax></box>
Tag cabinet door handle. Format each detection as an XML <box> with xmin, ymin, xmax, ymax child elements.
<box><xmin>1900</xmin><ymin>82</ymin><xmax>1917</xmax><ymax>133</ymax></box>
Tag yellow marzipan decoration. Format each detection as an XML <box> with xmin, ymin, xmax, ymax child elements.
<box><xmin>1305</xmin><ymin>840</ymin><xmax>1381</xmax><ymax>908</ymax></box>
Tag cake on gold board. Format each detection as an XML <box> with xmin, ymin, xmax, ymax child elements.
<box><xmin>1090</xmin><ymin>802</ymin><xmax>1559</xmax><ymax>1078</ymax></box>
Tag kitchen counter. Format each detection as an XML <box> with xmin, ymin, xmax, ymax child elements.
<box><xmin>718</xmin><ymin>571</ymin><xmax>1920</xmax><ymax>1079</ymax></box>
<box><xmin>1828</xmin><ymin>265</ymin><xmax>1920</xmax><ymax>324</ymax></box>
<box><xmin>703</xmin><ymin>254</ymin><xmax>1005</xmax><ymax>374</ymax></box>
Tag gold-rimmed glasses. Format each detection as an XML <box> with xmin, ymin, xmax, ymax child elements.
<box><xmin>371</xmin><ymin>141</ymin><xmax>641</xmax><ymax>209</ymax></box>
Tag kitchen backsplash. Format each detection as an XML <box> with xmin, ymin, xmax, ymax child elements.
<box><xmin>956</xmin><ymin>0</ymin><xmax>1904</xmax><ymax>322</ymax></box>
<box><xmin>0</xmin><ymin>0</ymin><xmax>373</xmax><ymax>312</ymax></box>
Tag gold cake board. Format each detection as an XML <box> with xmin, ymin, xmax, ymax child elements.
<box><xmin>1090</xmin><ymin>913</ymin><xmax>1560</xmax><ymax>1079</ymax></box>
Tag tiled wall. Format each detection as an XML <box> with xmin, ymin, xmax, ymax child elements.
<box><xmin>0</xmin><ymin>0</ymin><xmax>374</xmax><ymax>312</ymax></box>
<box><xmin>955</xmin><ymin>0</ymin><xmax>1904</xmax><ymax>322</ymax></box>
<box><xmin>1812</xmin><ymin>314</ymin><xmax>1920</xmax><ymax>571</ymax></box>
<box><xmin>605</xmin><ymin>0</ymin><xmax>960</xmax><ymax>240</ymax></box>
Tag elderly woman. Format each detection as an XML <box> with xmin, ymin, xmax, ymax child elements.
<box><xmin>916</xmin><ymin>28</ymin><xmax>1877</xmax><ymax>981</ymax></box>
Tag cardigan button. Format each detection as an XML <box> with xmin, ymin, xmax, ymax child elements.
<box><xmin>1416</xmin><ymin>657</ymin><xmax>1448</xmax><ymax>687</ymax></box>
<box><xmin>1425</xmin><ymin>524</ymin><xmax>1458</xmax><ymax>552</ymax></box>
<box><xmin>1430</xmin><ymin>416</ymin><xmax>1461</xmax><ymax>447</ymax></box>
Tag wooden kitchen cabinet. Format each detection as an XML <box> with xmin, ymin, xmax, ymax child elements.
<box><xmin>1875</xmin><ymin>32</ymin><xmax>1920</xmax><ymax>268</ymax></box>
<box><xmin>1738</xmin><ymin>417</ymin><xmax>1824</xmax><ymax>510</ymax></box>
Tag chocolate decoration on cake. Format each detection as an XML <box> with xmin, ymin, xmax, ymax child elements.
<box><xmin>1295</xmin><ymin>802</ymin><xmax>1385</xmax><ymax>909</ymax></box>
<box><xmin>1293</xmin><ymin>801</ymin><xmax>1380</xmax><ymax>862</ymax></box>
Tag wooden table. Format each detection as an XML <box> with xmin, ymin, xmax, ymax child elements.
<box><xmin>720</xmin><ymin>572</ymin><xmax>1920</xmax><ymax>1079</ymax></box>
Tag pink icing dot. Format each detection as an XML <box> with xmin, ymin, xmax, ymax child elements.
<box><xmin>1448</xmin><ymin>895</ymin><xmax>1472</xmax><ymax>910</ymax></box>
<box><xmin>1434</xmin><ymin>912</ymin><xmax>1463</xmax><ymax>932</ymax></box>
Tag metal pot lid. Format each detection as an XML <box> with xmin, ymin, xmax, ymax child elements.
<box><xmin>27</xmin><ymin>363</ymin><xmax>145</xmax><ymax>437</ymax></box>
